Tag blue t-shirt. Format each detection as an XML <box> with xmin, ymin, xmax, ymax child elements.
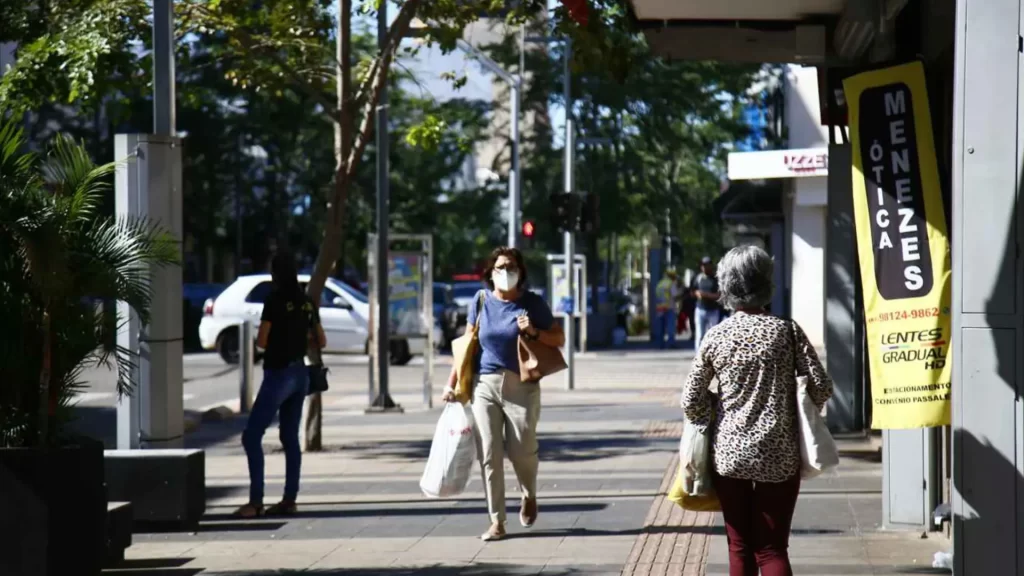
<box><xmin>467</xmin><ymin>289</ymin><xmax>555</xmax><ymax>375</ymax></box>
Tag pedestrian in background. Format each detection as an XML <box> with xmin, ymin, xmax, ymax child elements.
<box><xmin>681</xmin><ymin>245</ymin><xmax>833</xmax><ymax>576</ymax></box>
<box><xmin>690</xmin><ymin>256</ymin><xmax>722</xmax><ymax>350</ymax></box>
<box><xmin>235</xmin><ymin>252</ymin><xmax>326</xmax><ymax>518</ymax></box>
<box><xmin>654</xmin><ymin>269</ymin><xmax>682</xmax><ymax>348</ymax></box>
<box><xmin>442</xmin><ymin>247</ymin><xmax>565</xmax><ymax>541</ymax></box>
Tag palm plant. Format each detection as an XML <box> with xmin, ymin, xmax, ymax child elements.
<box><xmin>0</xmin><ymin>119</ymin><xmax>179</xmax><ymax>448</ymax></box>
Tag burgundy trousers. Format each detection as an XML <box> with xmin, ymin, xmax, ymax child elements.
<box><xmin>713</xmin><ymin>470</ymin><xmax>801</xmax><ymax>576</ymax></box>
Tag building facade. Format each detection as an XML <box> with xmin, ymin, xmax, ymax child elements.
<box><xmin>628</xmin><ymin>0</ymin><xmax>1024</xmax><ymax>573</ymax></box>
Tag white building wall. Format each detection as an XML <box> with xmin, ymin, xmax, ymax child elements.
<box><xmin>791</xmin><ymin>201</ymin><xmax>827</xmax><ymax>347</ymax></box>
<box><xmin>785</xmin><ymin>65</ymin><xmax>828</xmax><ymax>348</ymax></box>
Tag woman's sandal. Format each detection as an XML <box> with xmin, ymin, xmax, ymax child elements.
<box><xmin>266</xmin><ymin>500</ymin><xmax>298</xmax><ymax>516</ymax></box>
<box><xmin>234</xmin><ymin>503</ymin><xmax>264</xmax><ymax>518</ymax></box>
<box><xmin>520</xmin><ymin>497</ymin><xmax>538</xmax><ymax>528</ymax></box>
<box><xmin>480</xmin><ymin>522</ymin><xmax>506</xmax><ymax>542</ymax></box>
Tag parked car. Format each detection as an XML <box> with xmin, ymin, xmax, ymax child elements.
<box><xmin>451</xmin><ymin>280</ymin><xmax>484</xmax><ymax>329</ymax></box>
<box><xmin>433</xmin><ymin>283</ymin><xmax>460</xmax><ymax>349</ymax></box>
<box><xmin>199</xmin><ymin>274</ymin><xmax>425</xmax><ymax>366</ymax></box>
<box><xmin>361</xmin><ymin>280</ymin><xmax>449</xmax><ymax>349</ymax></box>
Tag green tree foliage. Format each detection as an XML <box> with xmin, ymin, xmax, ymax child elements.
<box><xmin>478</xmin><ymin>21</ymin><xmax>762</xmax><ymax>280</ymax></box>
<box><xmin>0</xmin><ymin>0</ymin><xmax>640</xmax><ymax>295</ymax></box>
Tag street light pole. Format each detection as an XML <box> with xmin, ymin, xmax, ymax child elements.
<box><xmin>153</xmin><ymin>0</ymin><xmax>175</xmax><ymax>136</ymax></box>
<box><xmin>453</xmin><ymin>38</ymin><xmax>521</xmax><ymax>249</ymax></box>
<box><xmin>563</xmin><ymin>38</ymin><xmax>575</xmax><ymax>392</ymax></box>
<box><xmin>370</xmin><ymin>0</ymin><xmax>398</xmax><ymax>411</ymax></box>
<box><xmin>509</xmin><ymin>82</ymin><xmax>520</xmax><ymax>248</ymax></box>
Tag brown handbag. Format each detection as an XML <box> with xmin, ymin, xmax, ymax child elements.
<box><xmin>518</xmin><ymin>335</ymin><xmax>567</xmax><ymax>382</ymax></box>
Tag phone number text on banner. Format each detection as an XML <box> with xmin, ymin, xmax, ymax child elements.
<box><xmin>844</xmin><ymin>61</ymin><xmax>952</xmax><ymax>429</ymax></box>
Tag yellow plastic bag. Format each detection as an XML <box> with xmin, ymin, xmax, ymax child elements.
<box><xmin>667</xmin><ymin>461</ymin><xmax>721</xmax><ymax>512</ymax></box>
<box><xmin>449</xmin><ymin>292</ymin><xmax>485</xmax><ymax>404</ymax></box>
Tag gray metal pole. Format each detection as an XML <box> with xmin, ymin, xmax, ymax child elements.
<box><xmin>665</xmin><ymin>209</ymin><xmax>671</xmax><ymax>266</ymax></box>
<box><xmin>514</xmin><ymin>23</ymin><xmax>525</xmax><ymax>247</ymax></box>
<box><xmin>370</xmin><ymin>1</ymin><xmax>398</xmax><ymax>411</ymax></box>
<box><xmin>563</xmin><ymin>151</ymin><xmax>575</xmax><ymax>393</ymax></box>
<box><xmin>509</xmin><ymin>83</ymin><xmax>521</xmax><ymax>248</ymax></box>
<box><xmin>239</xmin><ymin>320</ymin><xmax>254</xmax><ymax>413</ymax></box>
<box><xmin>563</xmin><ymin>38</ymin><xmax>574</xmax><ymax>392</ymax></box>
<box><xmin>423</xmin><ymin>237</ymin><xmax>434</xmax><ymax>409</ymax></box>
<box><xmin>153</xmin><ymin>0</ymin><xmax>175</xmax><ymax>135</ymax></box>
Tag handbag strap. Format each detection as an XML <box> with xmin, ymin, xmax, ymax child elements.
<box><xmin>473</xmin><ymin>290</ymin><xmax>486</xmax><ymax>329</ymax></box>
<box><xmin>786</xmin><ymin>319</ymin><xmax>799</xmax><ymax>377</ymax></box>
<box><xmin>306</xmin><ymin>296</ymin><xmax>323</xmax><ymax>363</ymax></box>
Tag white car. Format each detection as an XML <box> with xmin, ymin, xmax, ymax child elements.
<box><xmin>199</xmin><ymin>274</ymin><xmax>432</xmax><ymax>366</ymax></box>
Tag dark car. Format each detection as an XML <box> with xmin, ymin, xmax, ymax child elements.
<box><xmin>451</xmin><ymin>281</ymin><xmax>484</xmax><ymax>329</ymax></box>
<box><xmin>433</xmin><ymin>283</ymin><xmax>460</xmax><ymax>349</ymax></box>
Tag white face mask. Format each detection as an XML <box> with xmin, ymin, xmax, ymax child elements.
<box><xmin>492</xmin><ymin>269</ymin><xmax>519</xmax><ymax>292</ymax></box>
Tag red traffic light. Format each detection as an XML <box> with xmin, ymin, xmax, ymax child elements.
<box><xmin>522</xmin><ymin>220</ymin><xmax>536</xmax><ymax>237</ymax></box>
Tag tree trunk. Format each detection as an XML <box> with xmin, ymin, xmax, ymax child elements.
<box><xmin>304</xmin><ymin>0</ymin><xmax>353</xmax><ymax>453</ymax></box>
<box><xmin>303</xmin><ymin>0</ymin><xmax>420</xmax><ymax>451</ymax></box>
<box><xmin>37</xmin><ymin>309</ymin><xmax>51</xmax><ymax>447</ymax></box>
<box><xmin>306</xmin><ymin>0</ymin><xmax>420</xmax><ymax>301</ymax></box>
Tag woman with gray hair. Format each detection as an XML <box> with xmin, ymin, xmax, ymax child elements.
<box><xmin>681</xmin><ymin>245</ymin><xmax>833</xmax><ymax>576</ymax></box>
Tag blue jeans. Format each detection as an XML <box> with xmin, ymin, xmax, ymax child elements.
<box><xmin>242</xmin><ymin>362</ymin><xmax>308</xmax><ymax>505</ymax></box>
<box><xmin>694</xmin><ymin>307</ymin><xmax>721</xmax><ymax>352</ymax></box>
<box><xmin>658</xmin><ymin>311</ymin><xmax>677</xmax><ymax>348</ymax></box>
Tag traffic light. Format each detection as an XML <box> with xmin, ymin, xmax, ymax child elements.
<box><xmin>522</xmin><ymin>220</ymin><xmax>535</xmax><ymax>238</ymax></box>
<box><xmin>581</xmin><ymin>193</ymin><xmax>600</xmax><ymax>234</ymax></box>
<box><xmin>549</xmin><ymin>193</ymin><xmax>581</xmax><ymax>233</ymax></box>
<box><xmin>521</xmin><ymin>220</ymin><xmax>536</xmax><ymax>248</ymax></box>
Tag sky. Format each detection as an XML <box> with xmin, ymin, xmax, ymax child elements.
<box><xmin>369</xmin><ymin>0</ymin><xmax>570</xmax><ymax>146</ymax></box>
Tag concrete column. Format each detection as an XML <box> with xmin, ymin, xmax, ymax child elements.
<box><xmin>790</xmin><ymin>203</ymin><xmax>826</xmax><ymax>346</ymax></box>
<box><xmin>951</xmin><ymin>0</ymin><xmax>1024</xmax><ymax>573</ymax></box>
<box><xmin>115</xmin><ymin>134</ymin><xmax>184</xmax><ymax>449</ymax></box>
<box><xmin>770</xmin><ymin>221</ymin><xmax>787</xmax><ymax>317</ymax></box>
<box><xmin>824</xmin><ymin>143</ymin><xmax>865</xmax><ymax>432</ymax></box>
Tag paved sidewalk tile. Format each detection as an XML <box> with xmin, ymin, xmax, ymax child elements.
<box><xmin>619</xmin><ymin>455</ymin><xmax>716</xmax><ymax>576</ymax></box>
<box><xmin>112</xmin><ymin>353</ymin><xmax>691</xmax><ymax>576</ymax></box>
<box><xmin>105</xmin><ymin>351</ymin><xmax>950</xmax><ymax>576</ymax></box>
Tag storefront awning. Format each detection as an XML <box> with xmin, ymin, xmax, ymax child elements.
<box><xmin>714</xmin><ymin>180</ymin><xmax>784</xmax><ymax>222</ymax></box>
<box><xmin>626</xmin><ymin>0</ymin><xmax>910</xmax><ymax>63</ymax></box>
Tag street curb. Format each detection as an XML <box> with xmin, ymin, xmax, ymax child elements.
<box><xmin>183</xmin><ymin>412</ymin><xmax>202</xmax><ymax>434</ymax></box>
<box><xmin>201</xmin><ymin>405</ymin><xmax>237</xmax><ymax>423</ymax></box>
<box><xmin>183</xmin><ymin>405</ymin><xmax>239</xmax><ymax>435</ymax></box>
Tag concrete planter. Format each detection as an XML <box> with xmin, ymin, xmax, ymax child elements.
<box><xmin>0</xmin><ymin>438</ymin><xmax>107</xmax><ymax>576</ymax></box>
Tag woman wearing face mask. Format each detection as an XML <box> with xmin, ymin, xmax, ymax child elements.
<box><xmin>442</xmin><ymin>246</ymin><xmax>565</xmax><ymax>541</ymax></box>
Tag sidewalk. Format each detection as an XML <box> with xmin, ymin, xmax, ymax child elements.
<box><xmin>106</xmin><ymin>349</ymin><xmax>949</xmax><ymax>576</ymax></box>
<box><xmin>111</xmin><ymin>352</ymin><xmax>689</xmax><ymax>576</ymax></box>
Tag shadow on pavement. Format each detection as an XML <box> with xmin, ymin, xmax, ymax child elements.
<box><xmin>65</xmin><ymin>406</ymin><xmax>251</xmax><ymax>451</ymax></box>
<box><xmin>199</xmin><ymin>502</ymin><xmax>607</xmax><ymax>522</ymax></box>
<box><xmin>101</xmin><ymin>565</ymin><xmax>203</xmax><ymax>569</ymax></box>
<box><xmin>835</xmin><ymin>448</ymin><xmax>881</xmax><ymax>463</ymax></box>
<box><xmin>131</xmin><ymin>565</ymin><xmax>613</xmax><ymax>576</ymax></box>
<box><xmin>134</xmin><ymin>520</ymin><xmax>288</xmax><ymax>535</ymax></box>
<box><xmin>103</xmin><ymin>557</ymin><xmax>203</xmax><ymax>576</ymax></box>
<box><xmin>111</xmin><ymin>558</ymin><xmax>194</xmax><ymax>570</ymax></box>
<box><xmin>331</xmin><ymin>430</ymin><xmax>669</xmax><ymax>464</ymax></box>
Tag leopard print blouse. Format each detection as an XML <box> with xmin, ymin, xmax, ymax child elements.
<box><xmin>681</xmin><ymin>312</ymin><xmax>833</xmax><ymax>483</ymax></box>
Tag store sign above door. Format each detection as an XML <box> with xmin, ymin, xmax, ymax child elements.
<box><xmin>727</xmin><ymin>148</ymin><xmax>829</xmax><ymax>180</ymax></box>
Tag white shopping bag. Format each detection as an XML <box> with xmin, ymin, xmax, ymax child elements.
<box><xmin>678</xmin><ymin>417</ymin><xmax>714</xmax><ymax>497</ymax></box>
<box><xmin>420</xmin><ymin>403</ymin><xmax>477</xmax><ymax>498</ymax></box>
<box><xmin>796</xmin><ymin>377</ymin><xmax>840</xmax><ymax>479</ymax></box>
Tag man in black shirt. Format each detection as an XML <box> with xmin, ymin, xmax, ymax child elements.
<box><xmin>691</xmin><ymin>256</ymin><xmax>722</xmax><ymax>350</ymax></box>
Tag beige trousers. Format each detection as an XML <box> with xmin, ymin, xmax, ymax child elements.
<box><xmin>472</xmin><ymin>370</ymin><xmax>541</xmax><ymax>524</ymax></box>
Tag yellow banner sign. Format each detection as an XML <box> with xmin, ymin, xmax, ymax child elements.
<box><xmin>843</xmin><ymin>61</ymin><xmax>952</xmax><ymax>429</ymax></box>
